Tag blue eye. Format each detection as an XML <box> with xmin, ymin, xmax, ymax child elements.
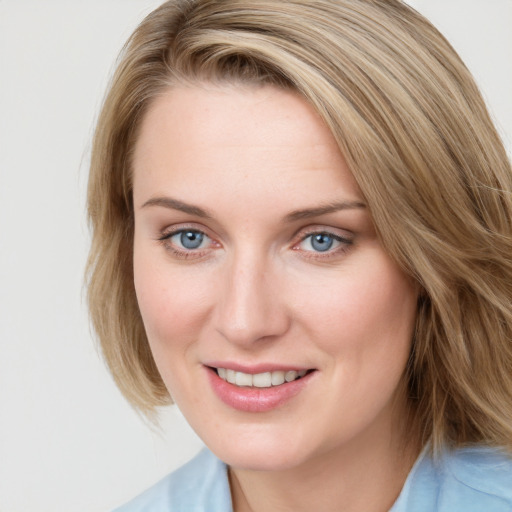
<box><xmin>297</xmin><ymin>231</ymin><xmax>351</xmax><ymax>254</ymax></box>
<box><xmin>171</xmin><ymin>230</ymin><xmax>207</xmax><ymax>250</ymax></box>
<box><xmin>309</xmin><ymin>233</ymin><xmax>335</xmax><ymax>252</ymax></box>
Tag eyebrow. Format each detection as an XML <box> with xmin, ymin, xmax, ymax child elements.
<box><xmin>141</xmin><ymin>196</ymin><xmax>366</xmax><ymax>221</ymax></box>
<box><xmin>284</xmin><ymin>200</ymin><xmax>366</xmax><ymax>222</ymax></box>
<box><xmin>141</xmin><ymin>197</ymin><xmax>212</xmax><ymax>218</ymax></box>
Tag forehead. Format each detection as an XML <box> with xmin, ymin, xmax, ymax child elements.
<box><xmin>132</xmin><ymin>84</ymin><xmax>363</xmax><ymax>208</ymax></box>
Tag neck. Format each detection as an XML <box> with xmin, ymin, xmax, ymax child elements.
<box><xmin>229</xmin><ymin>411</ymin><xmax>421</xmax><ymax>512</ymax></box>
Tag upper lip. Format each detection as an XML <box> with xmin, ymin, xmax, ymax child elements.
<box><xmin>205</xmin><ymin>361</ymin><xmax>314</xmax><ymax>374</ymax></box>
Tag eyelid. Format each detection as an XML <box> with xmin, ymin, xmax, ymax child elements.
<box><xmin>291</xmin><ymin>226</ymin><xmax>354</xmax><ymax>258</ymax></box>
<box><xmin>292</xmin><ymin>224</ymin><xmax>353</xmax><ymax>243</ymax></box>
<box><xmin>158</xmin><ymin>222</ymin><xmax>212</xmax><ymax>241</ymax></box>
<box><xmin>156</xmin><ymin>222</ymin><xmax>353</xmax><ymax>260</ymax></box>
<box><xmin>157</xmin><ymin>223</ymin><xmax>221</xmax><ymax>260</ymax></box>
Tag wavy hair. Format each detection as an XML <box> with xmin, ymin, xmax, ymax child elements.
<box><xmin>87</xmin><ymin>0</ymin><xmax>512</xmax><ymax>453</ymax></box>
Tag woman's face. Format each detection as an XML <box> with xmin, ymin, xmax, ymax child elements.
<box><xmin>132</xmin><ymin>84</ymin><xmax>418</xmax><ymax>471</ymax></box>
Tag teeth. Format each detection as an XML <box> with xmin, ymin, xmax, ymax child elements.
<box><xmin>271</xmin><ymin>371</ymin><xmax>285</xmax><ymax>386</ymax></box>
<box><xmin>285</xmin><ymin>370</ymin><xmax>297</xmax><ymax>382</ymax></box>
<box><xmin>216</xmin><ymin>368</ymin><xmax>309</xmax><ymax>388</ymax></box>
<box><xmin>235</xmin><ymin>372</ymin><xmax>253</xmax><ymax>387</ymax></box>
<box><xmin>253</xmin><ymin>372</ymin><xmax>272</xmax><ymax>388</ymax></box>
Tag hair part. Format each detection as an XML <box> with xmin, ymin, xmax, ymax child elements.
<box><xmin>87</xmin><ymin>0</ymin><xmax>512</xmax><ymax>451</ymax></box>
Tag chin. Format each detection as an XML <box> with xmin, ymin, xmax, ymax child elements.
<box><xmin>204</xmin><ymin>427</ymin><xmax>315</xmax><ymax>472</ymax></box>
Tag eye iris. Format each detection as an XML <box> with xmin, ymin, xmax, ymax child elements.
<box><xmin>311</xmin><ymin>233</ymin><xmax>333</xmax><ymax>252</ymax></box>
<box><xmin>180</xmin><ymin>231</ymin><xmax>204</xmax><ymax>249</ymax></box>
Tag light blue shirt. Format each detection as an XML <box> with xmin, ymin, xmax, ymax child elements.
<box><xmin>114</xmin><ymin>445</ymin><xmax>512</xmax><ymax>511</ymax></box>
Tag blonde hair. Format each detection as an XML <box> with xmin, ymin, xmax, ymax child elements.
<box><xmin>87</xmin><ymin>0</ymin><xmax>512</xmax><ymax>453</ymax></box>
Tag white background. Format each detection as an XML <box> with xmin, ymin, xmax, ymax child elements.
<box><xmin>0</xmin><ymin>1</ymin><xmax>510</xmax><ymax>511</ymax></box>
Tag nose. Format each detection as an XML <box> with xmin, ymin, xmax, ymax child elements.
<box><xmin>214</xmin><ymin>252</ymin><xmax>290</xmax><ymax>347</ymax></box>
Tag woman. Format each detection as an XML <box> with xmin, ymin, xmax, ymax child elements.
<box><xmin>87</xmin><ymin>0</ymin><xmax>512</xmax><ymax>510</ymax></box>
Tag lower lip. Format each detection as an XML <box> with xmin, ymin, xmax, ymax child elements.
<box><xmin>206</xmin><ymin>368</ymin><xmax>314</xmax><ymax>413</ymax></box>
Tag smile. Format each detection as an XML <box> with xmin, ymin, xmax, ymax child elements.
<box><xmin>216</xmin><ymin>368</ymin><xmax>308</xmax><ymax>388</ymax></box>
<box><xmin>207</xmin><ymin>366</ymin><xmax>316</xmax><ymax>412</ymax></box>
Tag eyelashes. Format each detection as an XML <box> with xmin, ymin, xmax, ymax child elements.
<box><xmin>157</xmin><ymin>226</ymin><xmax>353</xmax><ymax>261</ymax></box>
<box><xmin>293</xmin><ymin>232</ymin><xmax>352</xmax><ymax>255</ymax></box>
<box><xmin>157</xmin><ymin>227</ymin><xmax>216</xmax><ymax>260</ymax></box>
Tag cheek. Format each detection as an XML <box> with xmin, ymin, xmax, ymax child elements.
<box><xmin>346</xmin><ymin>269</ymin><xmax>417</xmax><ymax>347</ymax></box>
<box><xmin>133</xmin><ymin>245</ymin><xmax>211</xmax><ymax>352</ymax></box>
<box><xmin>294</xmin><ymin>253</ymin><xmax>417</xmax><ymax>369</ymax></box>
<box><xmin>297</xmin><ymin>258</ymin><xmax>417</xmax><ymax>433</ymax></box>
<box><xmin>133</xmin><ymin>247</ymin><xmax>216</xmax><ymax>402</ymax></box>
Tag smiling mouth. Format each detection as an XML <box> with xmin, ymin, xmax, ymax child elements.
<box><xmin>213</xmin><ymin>367</ymin><xmax>313</xmax><ymax>388</ymax></box>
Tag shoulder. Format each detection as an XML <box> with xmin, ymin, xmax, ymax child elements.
<box><xmin>112</xmin><ymin>448</ymin><xmax>232</xmax><ymax>512</ymax></box>
<box><xmin>445</xmin><ymin>446</ymin><xmax>512</xmax><ymax>503</ymax></box>
<box><xmin>392</xmin><ymin>445</ymin><xmax>512</xmax><ymax>512</ymax></box>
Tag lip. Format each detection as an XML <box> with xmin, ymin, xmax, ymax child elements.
<box><xmin>205</xmin><ymin>361</ymin><xmax>310</xmax><ymax>374</ymax></box>
<box><xmin>205</xmin><ymin>365</ymin><xmax>316</xmax><ymax>413</ymax></box>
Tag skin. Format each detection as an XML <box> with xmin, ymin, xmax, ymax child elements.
<box><xmin>132</xmin><ymin>84</ymin><xmax>420</xmax><ymax>512</ymax></box>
